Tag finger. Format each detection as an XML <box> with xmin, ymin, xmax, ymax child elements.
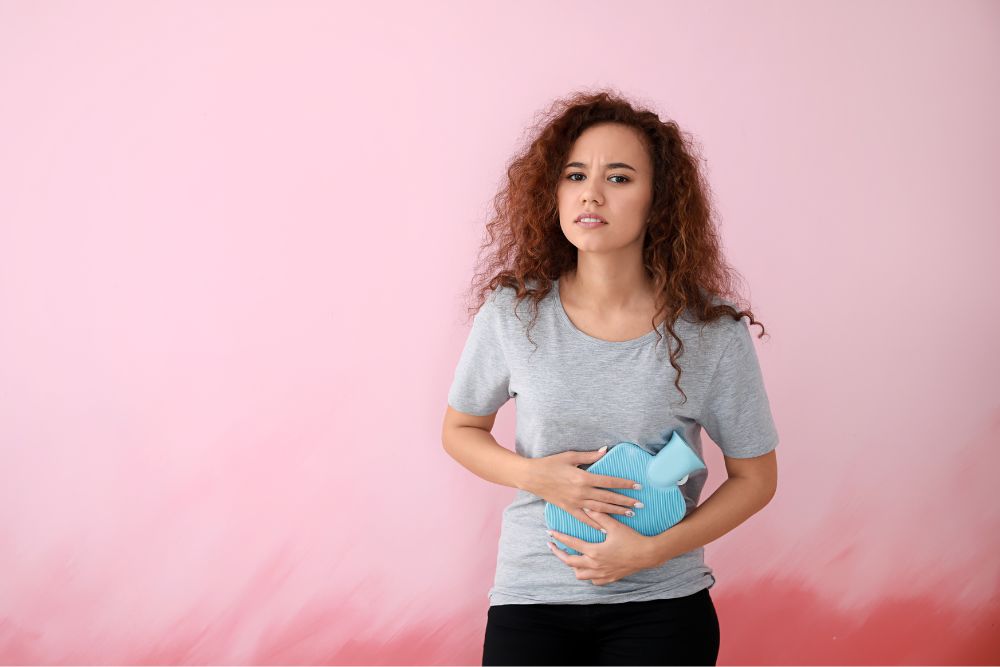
<box><xmin>575</xmin><ymin>447</ymin><xmax>607</xmax><ymax>463</ymax></box>
<box><xmin>587</xmin><ymin>472</ymin><xmax>642</xmax><ymax>491</ymax></box>
<box><xmin>547</xmin><ymin>529</ymin><xmax>593</xmax><ymax>557</ymax></box>
<box><xmin>569</xmin><ymin>508</ymin><xmax>605</xmax><ymax>532</ymax></box>
<box><xmin>586</xmin><ymin>508</ymin><xmax>633</xmax><ymax>536</ymax></box>
<box><xmin>587</xmin><ymin>499</ymin><xmax>636</xmax><ymax>519</ymax></box>
<box><xmin>582</xmin><ymin>508</ymin><xmax>613</xmax><ymax>530</ymax></box>
<box><xmin>597</xmin><ymin>489</ymin><xmax>643</xmax><ymax>512</ymax></box>
<box><xmin>566</xmin><ymin>564</ymin><xmax>603</xmax><ymax>582</ymax></box>
<box><xmin>547</xmin><ymin>541</ymin><xmax>591</xmax><ymax>567</ymax></box>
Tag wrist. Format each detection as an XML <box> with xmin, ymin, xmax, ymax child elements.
<box><xmin>644</xmin><ymin>529</ymin><xmax>678</xmax><ymax>568</ymax></box>
<box><xmin>514</xmin><ymin>456</ymin><xmax>535</xmax><ymax>492</ymax></box>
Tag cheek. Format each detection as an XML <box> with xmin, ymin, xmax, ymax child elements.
<box><xmin>622</xmin><ymin>187</ymin><xmax>650</xmax><ymax>208</ymax></box>
<box><xmin>556</xmin><ymin>191</ymin><xmax>576</xmax><ymax>218</ymax></box>
<box><xmin>555</xmin><ymin>184</ymin><xmax>571</xmax><ymax>204</ymax></box>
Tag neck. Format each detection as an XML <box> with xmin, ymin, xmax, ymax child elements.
<box><xmin>562</xmin><ymin>258</ymin><xmax>656</xmax><ymax>314</ymax></box>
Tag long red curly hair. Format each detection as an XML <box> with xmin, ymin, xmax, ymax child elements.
<box><xmin>464</xmin><ymin>88</ymin><xmax>767</xmax><ymax>404</ymax></box>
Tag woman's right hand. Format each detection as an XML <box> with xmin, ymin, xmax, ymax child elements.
<box><xmin>521</xmin><ymin>447</ymin><xmax>643</xmax><ymax>532</ymax></box>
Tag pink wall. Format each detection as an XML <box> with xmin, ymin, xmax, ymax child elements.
<box><xmin>1</xmin><ymin>0</ymin><xmax>998</xmax><ymax>663</ymax></box>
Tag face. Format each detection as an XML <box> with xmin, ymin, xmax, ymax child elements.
<box><xmin>556</xmin><ymin>122</ymin><xmax>654</xmax><ymax>253</ymax></box>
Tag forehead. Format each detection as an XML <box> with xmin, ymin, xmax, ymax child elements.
<box><xmin>567</xmin><ymin>123</ymin><xmax>650</xmax><ymax>165</ymax></box>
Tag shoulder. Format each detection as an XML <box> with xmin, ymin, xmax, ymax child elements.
<box><xmin>482</xmin><ymin>283</ymin><xmax>516</xmax><ymax>317</ymax></box>
<box><xmin>485</xmin><ymin>279</ymin><xmax>549</xmax><ymax>316</ymax></box>
<box><xmin>476</xmin><ymin>283</ymin><xmax>522</xmax><ymax>331</ymax></box>
<box><xmin>681</xmin><ymin>294</ymin><xmax>749</xmax><ymax>355</ymax></box>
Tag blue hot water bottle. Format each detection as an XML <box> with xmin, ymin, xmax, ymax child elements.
<box><xmin>544</xmin><ymin>431</ymin><xmax>706</xmax><ymax>556</ymax></box>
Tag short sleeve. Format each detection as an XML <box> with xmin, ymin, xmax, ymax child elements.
<box><xmin>447</xmin><ymin>291</ymin><xmax>512</xmax><ymax>416</ymax></box>
<box><xmin>699</xmin><ymin>318</ymin><xmax>779</xmax><ymax>458</ymax></box>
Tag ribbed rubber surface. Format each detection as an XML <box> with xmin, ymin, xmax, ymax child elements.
<box><xmin>543</xmin><ymin>442</ymin><xmax>687</xmax><ymax>556</ymax></box>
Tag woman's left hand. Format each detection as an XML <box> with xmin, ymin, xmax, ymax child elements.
<box><xmin>546</xmin><ymin>507</ymin><xmax>659</xmax><ymax>585</ymax></box>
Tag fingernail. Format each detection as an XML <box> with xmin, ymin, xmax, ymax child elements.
<box><xmin>633</xmin><ymin>483</ymin><xmax>642</xmax><ymax>490</ymax></box>
<box><xmin>598</xmin><ymin>446</ymin><xmax>608</xmax><ymax>453</ymax></box>
<box><xmin>600</xmin><ymin>528</ymin><xmax>607</xmax><ymax>534</ymax></box>
<box><xmin>634</xmin><ymin>501</ymin><xmax>644</xmax><ymax>509</ymax></box>
<box><xmin>546</xmin><ymin>530</ymin><xmax>553</xmax><ymax>536</ymax></box>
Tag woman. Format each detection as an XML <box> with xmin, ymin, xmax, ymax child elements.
<box><xmin>441</xmin><ymin>89</ymin><xmax>780</xmax><ymax>666</ymax></box>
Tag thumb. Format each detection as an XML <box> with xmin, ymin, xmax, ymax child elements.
<box><xmin>574</xmin><ymin>445</ymin><xmax>607</xmax><ymax>465</ymax></box>
<box><xmin>582</xmin><ymin>506</ymin><xmax>611</xmax><ymax>530</ymax></box>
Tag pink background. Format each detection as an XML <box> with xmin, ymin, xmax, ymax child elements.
<box><xmin>1</xmin><ymin>1</ymin><xmax>998</xmax><ymax>664</ymax></box>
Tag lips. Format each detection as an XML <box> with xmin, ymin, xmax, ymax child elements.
<box><xmin>575</xmin><ymin>213</ymin><xmax>608</xmax><ymax>224</ymax></box>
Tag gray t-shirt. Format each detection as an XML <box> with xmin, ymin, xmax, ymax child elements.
<box><xmin>447</xmin><ymin>277</ymin><xmax>779</xmax><ymax>606</ymax></box>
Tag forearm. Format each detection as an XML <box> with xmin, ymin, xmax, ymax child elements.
<box><xmin>442</xmin><ymin>426</ymin><xmax>530</xmax><ymax>490</ymax></box>
<box><xmin>645</xmin><ymin>476</ymin><xmax>774</xmax><ymax>567</ymax></box>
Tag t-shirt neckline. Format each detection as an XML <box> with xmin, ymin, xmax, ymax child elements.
<box><xmin>553</xmin><ymin>277</ymin><xmax>664</xmax><ymax>349</ymax></box>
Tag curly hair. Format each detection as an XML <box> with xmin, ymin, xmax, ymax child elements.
<box><xmin>463</xmin><ymin>87</ymin><xmax>767</xmax><ymax>405</ymax></box>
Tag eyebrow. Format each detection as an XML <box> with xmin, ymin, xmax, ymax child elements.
<box><xmin>564</xmin><ymin>161</ymin><xmax>637</xmax><ymax>172</ymax></box>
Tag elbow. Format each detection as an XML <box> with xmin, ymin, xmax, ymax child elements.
<box><xmin>724</xmin><ymin>449</ymin><xmax>777</xmax><ymax>504</ymax></box>
<box><xmin>734</xmin><ymin>472</ymin><xmax>777</xmax><ymax>507</ymax></box>
<box><xmin>759</xmin><ymin>474</ymin><xmax>778</xmax><ymax>505</ymax></box>
<box><xmin>762</xmin><ymin>481</ymin><xmax>777</xmax><ymax>505</ymax></box>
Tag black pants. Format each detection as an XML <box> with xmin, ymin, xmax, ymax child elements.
<box><xmin>482</xmin><ymin>587</ymin><xmax>719</xmax><ymax>666</ymax></box>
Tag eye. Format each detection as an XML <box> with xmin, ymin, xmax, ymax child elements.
<box><xmin>565</xmin><ymin>173</ymin><xmax>631</xmax><ymax>183</ymax></box>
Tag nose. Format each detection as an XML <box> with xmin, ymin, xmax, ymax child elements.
<box><xmin>581</xmin><ymin>181</ymin><xmax>603</xmax><ymax>206</ymax></box>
